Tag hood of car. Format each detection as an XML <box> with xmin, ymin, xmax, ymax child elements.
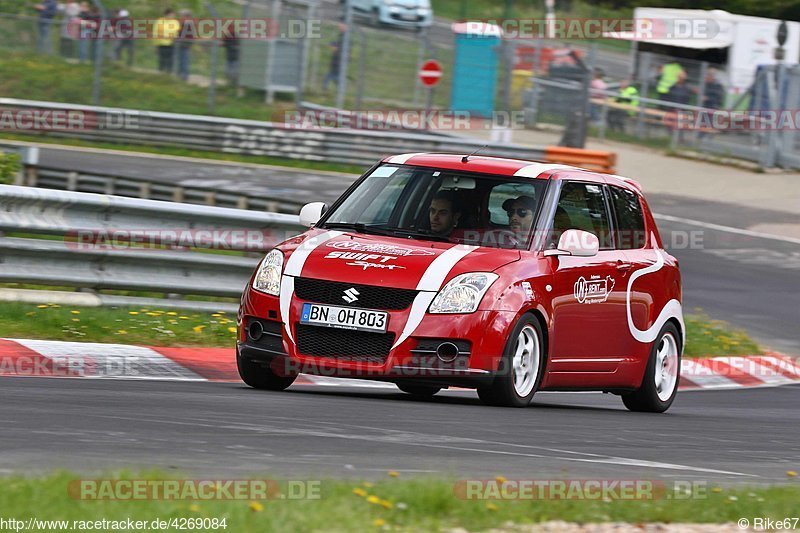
<box><xmin>279</xmin><ymin>230</ymin><xmax>520</xmax><ymax>290</ymax></box>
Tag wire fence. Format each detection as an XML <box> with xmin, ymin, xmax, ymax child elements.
<box><xmin>0</xmin><ymin>4</ymin><xmax>548</xmax><ymax>119</ymax></box>
<box><xmin>5</xmin><ymin>4</ymin><xmax>800</xmax><ymax>169</ymax></box>
<box><xmin>524</xmin><ymin>52</ymin><xmax>800</xmax><ymax>169</ymax></box>
<box><xmin>0</xmin><ymin>7</ymin><xmax>458</xmax><ymax>115</ymax></box>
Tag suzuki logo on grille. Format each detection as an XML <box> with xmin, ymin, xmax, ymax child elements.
<box><xmin>342</xmin><ymin>287</ymin><xmax>360</xmax><ymax>303</ymax></box>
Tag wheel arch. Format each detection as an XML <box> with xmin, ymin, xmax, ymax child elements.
<box><xmin>666</xmin><ymin>317</ymin><xmax>685</xmax><ymax>355</ymax></box>
<box><xmin>521</xmin><ymin>307</ymin><xmax>549</xmax><ymax>366</ymax></box>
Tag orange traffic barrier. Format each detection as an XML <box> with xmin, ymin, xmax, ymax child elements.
<box><xmin>544</xmin><ymin>146</ymin><xmax>617</xmax><ymax>174</ymax></box>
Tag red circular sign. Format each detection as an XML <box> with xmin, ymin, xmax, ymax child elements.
<box><xmin>419</xmin><ymin>59</ymin><xmax>443</xmax><ymax>87</ymax></box>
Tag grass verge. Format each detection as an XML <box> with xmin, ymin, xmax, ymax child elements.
<box><xmin>0</xmin><ymin>300</ymin><xmax>763</xmax><ymax>356</ymax></box>
<box><xmin>0</xmin><ymin>301</ymin><xmax>236</xmax><ymax>346</ymax></box>
<box><xmin>683</xmin><ymin>312</ymin><xmax>761</xmax><ymax>358</ymax></box>
<box><xmin>0</xmin><ymin>471</ymin><xmax>798</xmax><ymax>532</ymax></box>
<box><xmin>0</xmin><ymin>53</ymin><xmax>286</xmax><ymax>120</ymax></box>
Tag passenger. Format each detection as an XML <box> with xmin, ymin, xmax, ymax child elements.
<box><xmin>503</xmin><ymin>195</ymin><xmax>536</xmax><ymax>234</ymax></box>
<box><xmin>428</xmin><ymin>190</ymin><xmax>462</xmax><ymax>237</ymax></box>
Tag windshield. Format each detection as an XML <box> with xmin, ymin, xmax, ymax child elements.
<box><xmin>321</xmin><ymin>164</ymin><xmax>547</xmax><ymax>249</ymax></box>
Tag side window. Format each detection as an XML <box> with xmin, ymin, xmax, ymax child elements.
<box><xmin>550</xmin><ymin>181</ymin><xmax>613</xmax><ymax>249</ymax></box>
<box><xmin>609</xmin><ymin>186</ymin><xmax>646</xmax><ymax>249</ymax></box>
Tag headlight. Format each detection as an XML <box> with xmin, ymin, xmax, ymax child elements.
<box><xmin>252</xmin><ymin>249</ymin><xmax>284</xmax><ymax>296</ymax></box>
<box><xmin>417</xmin><ymin>7</ymin><xmax>431</xmax><ymax>14</ymax></box>
<box><xmin>428</xmin><ymin>273</ymin><xmax>499</xmax><ymax>314</ymax></box>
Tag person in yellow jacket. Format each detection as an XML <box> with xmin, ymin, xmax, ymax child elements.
<box><xmin>608</xmin><ymin>79</ymin><xmax>640</xmax><ymax>132</ymax></box>
<box><xmin>656</xmin><ymin>61</ymin><xmax>685</xmax><ymax>97</ymax></box>
<box><xmin>153</xmin><ymin>8</ymin><xmax>179</xmax><ymax>73</ymax></box>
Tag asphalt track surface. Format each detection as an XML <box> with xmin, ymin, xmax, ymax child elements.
<box><xmin>2</xmin><ymin>377</ymin><xmax>799</xmax><ymax>483</ymax></box>
<box><xmin>38</xmin><ymin>146</ymin><xmax>800</xmax><ymax>354</ymax></box>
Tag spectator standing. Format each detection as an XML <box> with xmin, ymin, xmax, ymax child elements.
<box><xmin>78</xmin><ymin>3</ymin><xmax>100</xmax><ymax>63</ymax></box>
<box><xmin>656</xmin><ymin>61</ymin><xmax>686</xmax><ymax>99</ymax></box>
<box><xmin>589</xmin><ymin>68</ymin><xmax>607</xmax><ymax>123</ymax></box>
<box><xmin>662</xmin><ymin>72</ymin><xmax>692</xmax><ymax>143</ymax></box>
<box><xmin>322</xmin><ymin>23</ymin><xmax>346</xmax><ymax>93</ymax></box>
<box><xmin>702</xmin><ymin>69</ymin><xmax>725</xmax><ymax>109</ymax></box>
<box><xmin>58</xmin><ymin>0</ymin><xmax>81</xmax><ymax>58</ymax></box>
<box><xmin>607</xmin><ymin>79</ymin><xmax>639</xmax><ymax>133</ymax></box>
<box><xmin>176</xmin><ymin>9</ymin><xmax>194</xmax><ymax>81</ymax></box>
<box><xmin>113</xmin><ymin>9</ymin><xmax>134</xmax><ymax>66</ymax></box>
<box><xmin>153</xmin><ymin>8</ymin><xmax>179</xmax><ymax>73</ymax></box>
<box><xmin>222</xmin><ymin>28</ymin><xmax>240</xmax><ymax>88</ymax></box>
<box><xmin>663</xmin><ymin>71</ymin><xmax>692</xmax><ymax>106</ymax></box>
<box><xmin>33</xmin><ymin>0</ymin><xmax>58</xmax><ymax>54</ymax></box>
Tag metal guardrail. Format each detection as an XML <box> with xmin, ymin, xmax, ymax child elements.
<box><xmin>25</xmin><ymin>166</ymin><xmax>306</xmax><ymax>214</ymax></box>
<box><xmin>0</xmin><ymin>185</ymin><xmax>305</xmax><ymax>299</ymax></box>
<box><xmin>0</xmin><ymin>98</ymin><xmax>546</xmax><ymax>166</ymax></box>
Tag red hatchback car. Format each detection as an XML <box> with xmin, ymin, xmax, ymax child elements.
<box><xmin>237</xmin><ymin>154</ymin><xmax>684</xmax><ymax>412</ymax></box>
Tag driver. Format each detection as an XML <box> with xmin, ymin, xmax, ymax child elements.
<box><xmin>502</xmin><ymin>195</ymin><xmax>536</xmax><ymax>234</ymax></box>
<box><xmin>428</xmin><ymin>190</ymin><xmax>462</xmax><ymax>237</ymax></box>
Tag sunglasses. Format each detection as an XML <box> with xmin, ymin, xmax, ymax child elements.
<box><xmin>506</xmin><ymin>208</ymin><xmax>531</xmax><ymax>218</ymax></box>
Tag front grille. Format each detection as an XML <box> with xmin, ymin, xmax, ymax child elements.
<box><xmin>294</xmin><ymin>277</ymin><xmax>417</xmax><ymax>310</ymax></box>
<box><xmin>296</xmin><ymin>324</ymin><xmax>395</xmax><ymax>364</ymax></box>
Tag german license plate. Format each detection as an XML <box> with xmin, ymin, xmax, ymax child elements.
<box><xmin>300</xmin><ymin>303</ymin><xmax>388</xmax><ymax>333</ymax></box>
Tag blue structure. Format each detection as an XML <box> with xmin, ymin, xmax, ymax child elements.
<box><xmin>450</xmin><ymin>23</ymin><xmax>502</xmax><ymax>117</ymax></box>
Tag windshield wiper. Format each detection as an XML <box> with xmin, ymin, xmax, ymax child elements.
<box><xmin>387</xmin><ymin>228</ymin><xmax>451</xmax><ymax>242</ymax></box>
<box><xmin>322</xmin><ymin>223</ymin><xmax>451</xmax><ymax>243</ymax></box>
<box><xmin>321</xmin><ymin>222</ymin><xmax>398</xmax><ymax>237</ymax></box>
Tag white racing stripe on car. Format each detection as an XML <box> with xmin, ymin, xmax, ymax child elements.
<box><xmin>281</xmin><ymin>230</ymin><xmax>344</xmax><ymax>342</ymax></box>
<box><xmin>513</xmin><ymin>163</ymin><xmax>571</xmax><ymax>178</ymax></box>
<box><xmin>625</xmin><ymin>239</ymin><xmax>685</xmax><ymax>345</ymax></box>
<box><xmin>385</xmin><ymin>153</ymin><xmax>429</xmax><ymax>165</ymax></box>
<box><xmin>283</xmin><ymin>231</ymin><xmax>345</xmax><ymax>277</ymax></box>
<box><xmin>391</xmin><ymin>245</ymin><xmax>478</xmax><ymax>349</ymax></box>
<box><xmin>279</xmin><ymin>276</ymin><xmax>296</xmax><ymax>343</ymax></box>
<box><xmin>7</xmin><ymin>339</ymin><xmax>205</xmax><ymax>381</ymax></box>
<box><xmin>416</xmin><ymin>245</ymin><xmax>478</xmax><ymax>292</ymax></box>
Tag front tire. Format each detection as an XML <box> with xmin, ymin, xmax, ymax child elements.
<box><xmin>622</xmin><ymin>322</ymin><xmax>681</xmax><ymax>413</ymax></box>
<box><xmin>477</xmin><ymin>315</ymin><xmax>544</xmax><ymax>407</ymax></box>
<box><xmin>237</xmin><ymin>352</ymin><xmax>297</xmax><ymax>391</ymax></box>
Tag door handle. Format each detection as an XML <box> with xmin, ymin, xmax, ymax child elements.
<box><xmin>616</xmin><ymin>261</ymin><xmax>633</xmax><ymax>272</ymax></box>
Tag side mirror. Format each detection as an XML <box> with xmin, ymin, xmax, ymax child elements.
<box><xmin>299</xmin><ymin>202</ymin><xmax>327</xmax><ymax>227</ymax></box>
<box><xmin>544</xmin><ymin>229</ymin><xmax>599</xmax><ymax>258</ymax></box>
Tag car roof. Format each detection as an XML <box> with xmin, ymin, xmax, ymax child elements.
<box><xmin>381</xmin><ymin>153</ymin><xmax>643</xmax><ymax>194</ymax></box>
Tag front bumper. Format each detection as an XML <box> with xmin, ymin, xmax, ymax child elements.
<box><xmin>239</xmin><ymin>284</ymin><xmax>513</xmax><ymax>382</ymax></box>
<box><xmin>379</xmin><ymin>6</ymin><xmax>433</xmax><ymax>28</ymax></box>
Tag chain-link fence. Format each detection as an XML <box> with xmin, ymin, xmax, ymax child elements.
<box><xmin>303</xmin><ymin>21</ymin><xmax>453</xmax><ymax>110</ymax></box>
<box><xmin>0</xmin><ymin>4</ymin><xmax>539</xmax><ymax>120</ymax></box>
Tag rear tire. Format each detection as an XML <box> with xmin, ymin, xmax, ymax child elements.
<box><xmin>622</xmin><ymin>322</ymin><xmax>681</xmax><ymax>413</ymax></box>
<box><xmin>237</xmin><ymin>352</ymin><xmax>297</xmax><ymax>391</ymax></box>
<box><xmin>397</xmin><ymin>383</ymin><xmax>441</xmax><ymax>397</ymax></box>
<box><xmin>477</xmin><ymin>315</ymin><xmax>544</xmax><ymax>407</ymax></box>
